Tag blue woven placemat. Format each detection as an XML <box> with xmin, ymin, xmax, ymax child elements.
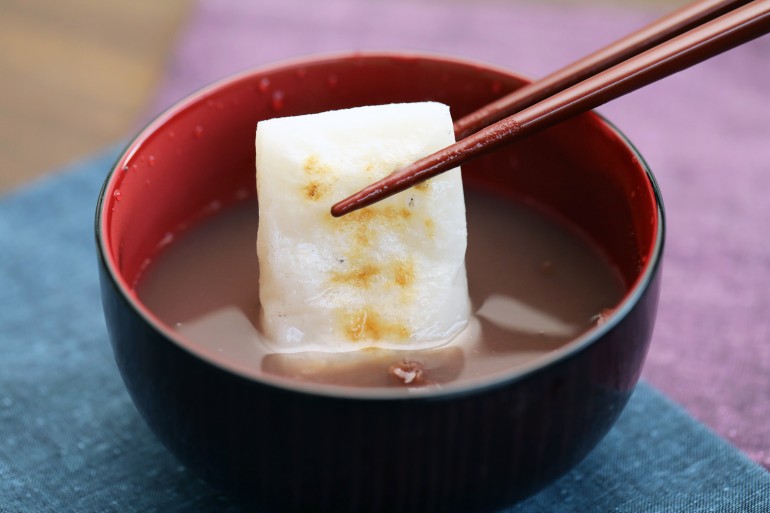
<box><xmin>1</xmin><ymin>149</ymin><xmax>769</xmax><ymax>512</ymax></box>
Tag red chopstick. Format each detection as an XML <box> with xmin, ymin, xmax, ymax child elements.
<box><xmin>331</xmin><ymin>0</ymin><xmax>770</xmax><ymax>217</ymax></box>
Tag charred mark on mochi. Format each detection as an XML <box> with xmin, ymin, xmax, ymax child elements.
<box><xmin>343</xmin><ymin>308</ymin><xmax>411</xmax><ymax>342</ymax></box>
<box><xmin>303</xmin><ymin>155</ymin><xmax>332</xmax><ymax>175</ymax></box>
<box><xmin>336</xmin><ymin>207</ymin><xmax>375</xmax><ymax>245</ymax></box>
<box><xmin>394</xmin><ymin>260</ymin><xmax>415</xmax><ymax>288</ymax></box>
<box><xmin>301</xmin><ymin>155</ymin><xmax>335</xmax><ymax>201</ymax></box>
<box><xmin>424</xmin><ymin>218</ymin><xmax>436</xmax><ymax>239</ymax></box>
<box><xmin>303</xmin><ymin>180</ymin><xmax>330</xmax><ymax>201</ymax></box>
<box><xmin>331</xmin><ymin>264</ymin><xmax>380</xmax><ymax>288</ymax></box>
<box><xmin>331</xmin><ymin>206</ymin><xmax>413</xmax><ymax>248</ymax></box>
<box><xmin>335</xmin><ymin>206</ymin><xmax>412</xmax><ymax>225</ymax></box>
<box><xmin>327</xmin><ymin>202</ymin><xmax>422</xmax><ymax>343</ymax></box>
<box><xmin>330</xmin><ymin>259</ymin><xmax>415</xmax><ymax>291</ymax></box>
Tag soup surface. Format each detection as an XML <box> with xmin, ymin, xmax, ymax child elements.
<box><xmin>137</xmin><ymin>189</ymin><xmax>624</xmax><ymax>389</ymax></box>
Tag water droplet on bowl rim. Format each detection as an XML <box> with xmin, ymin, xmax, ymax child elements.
<box><xmin>271</xmin><ymin>90</ymin><xmax>285</xmax><ymax>112</ymax></box>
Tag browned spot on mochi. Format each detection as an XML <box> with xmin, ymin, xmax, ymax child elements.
<box><xmin>344</xmin><ymin>206</ymin><xmax>411</xmax><ymax>224</ymax></box>
<box><xmin>393</xmin><ymin>260</ymin><xmax>415</xmax><ymax>288</ymax></box>
<box><xmin>301</xmin><ymin>156</ymin><xmax>336</xmax><ymax>201</ymax></box>
<box><xmin>343</xmin><ymin>308</ymin><xmax>410</xmax><ymax>342</ymax></box>
<box><xmin>393</xmin><ymin>207</ymin><xmax>412</xmax><ymax>220</ymax></box>
<box><xmin>343</xmin><ymin>208</ymin><xmax>375</xmax><ymax>225</ymax></box>
<box><xmin>328</xmin><ymin>206</ymin><xmax>419</xmax><ymax>328</ymax></box>
<box><xmin>304</xmin><ymin>181</ymin><xmax>330</xmax><ymax>201</ymax></box>
<box><xmin>346</xmin><ymin>215</ymin><xmax>373</xmax><ymax>246</ymax></box>
<box><xmin>424</xmin><ymin>218</ymin><xmax>435</xmax><ymax>239</ymax></box>
<box><xmin>303</xmin><ymin>155</ymin><xmax>331</xmax><ymax>175</ymax></box>
<box><xmin>330</xmin><ymin>205</ymin><xmax>412</xmax><ymax>249</ymax></box>
<box><xmin>414</xmin><ymin>181</ymin><xmax>430</xmax><ymax>192</ymax></box>
<box><xmin>330</xmin><ymin>264</ymin><xmax>380</xmax><ymax>288</ymax></box>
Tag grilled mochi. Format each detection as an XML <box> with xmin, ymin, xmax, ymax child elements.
<box><xmin>255</xmin><ymin>102</ymin><xmax>470</xmax><ymax>353</ymax></box>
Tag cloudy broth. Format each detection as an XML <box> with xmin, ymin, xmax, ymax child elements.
<box><xmin>137</xmin><ymin>189</ymin><xmax>624</xmax><ymax>389</ymax></box>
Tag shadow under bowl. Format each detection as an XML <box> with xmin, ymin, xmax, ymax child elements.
<box><xmin>96</xmin><ymin>52</ymin><xmax>664</xmax><ymax>513</ymax></box>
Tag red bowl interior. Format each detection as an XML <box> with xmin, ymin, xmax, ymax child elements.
<box><xmin>99</xmin><ymin>51</ymin><xmax>661</xmax><ymax>376</ymax></box>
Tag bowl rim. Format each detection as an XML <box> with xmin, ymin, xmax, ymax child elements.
<box><xmin>95</xmin><ymin>50</ymin><xmax>665</xmax><ymax>401</ymax></box>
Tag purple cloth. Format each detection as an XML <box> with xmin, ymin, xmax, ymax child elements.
<box><xmin>150</xmin><ymin>0</ymin><xmax>770</xmax><ymax>468</ymax></box>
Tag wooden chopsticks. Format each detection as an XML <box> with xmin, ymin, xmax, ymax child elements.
<box><xmin>331</xmin><ymin>0</ymin><xmax>770</xmax><ymax>217</ymax></box>
<box><xmin>452</xmin><ymin>0</ymin><xmax>751</xmax><ymax>140</ymax></box>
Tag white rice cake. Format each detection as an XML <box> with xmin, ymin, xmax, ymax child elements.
<box><xmin>255</xmin><ymin>102</ymin><xmax>470</xmax><ymax>353</ymax></box>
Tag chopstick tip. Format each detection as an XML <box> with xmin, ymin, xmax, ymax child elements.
<box><xmin>331</xmin><ymin>184</ymin><xmax>383</xmax><ymax>217</ymax></box>
<box><xmin>330</xmin><ymin>200</ymin><xmax>351</xmax><ymax>217</ymax></box>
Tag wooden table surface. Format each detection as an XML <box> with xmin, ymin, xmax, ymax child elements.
<box><xmin>0</xmin><ymin>0</ymin><xmax>192</xmax><ymax>193</ymax></box>
<box><xmin>0</xmin><ymin>0</ymin><xmax>685</xmax><ymax>194</ymax></box>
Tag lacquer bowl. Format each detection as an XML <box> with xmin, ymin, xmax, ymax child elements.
<box><xmin>96</xmin><ymin>52</ymin><xmax>664</xmax><ymax>513</ymax></box>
